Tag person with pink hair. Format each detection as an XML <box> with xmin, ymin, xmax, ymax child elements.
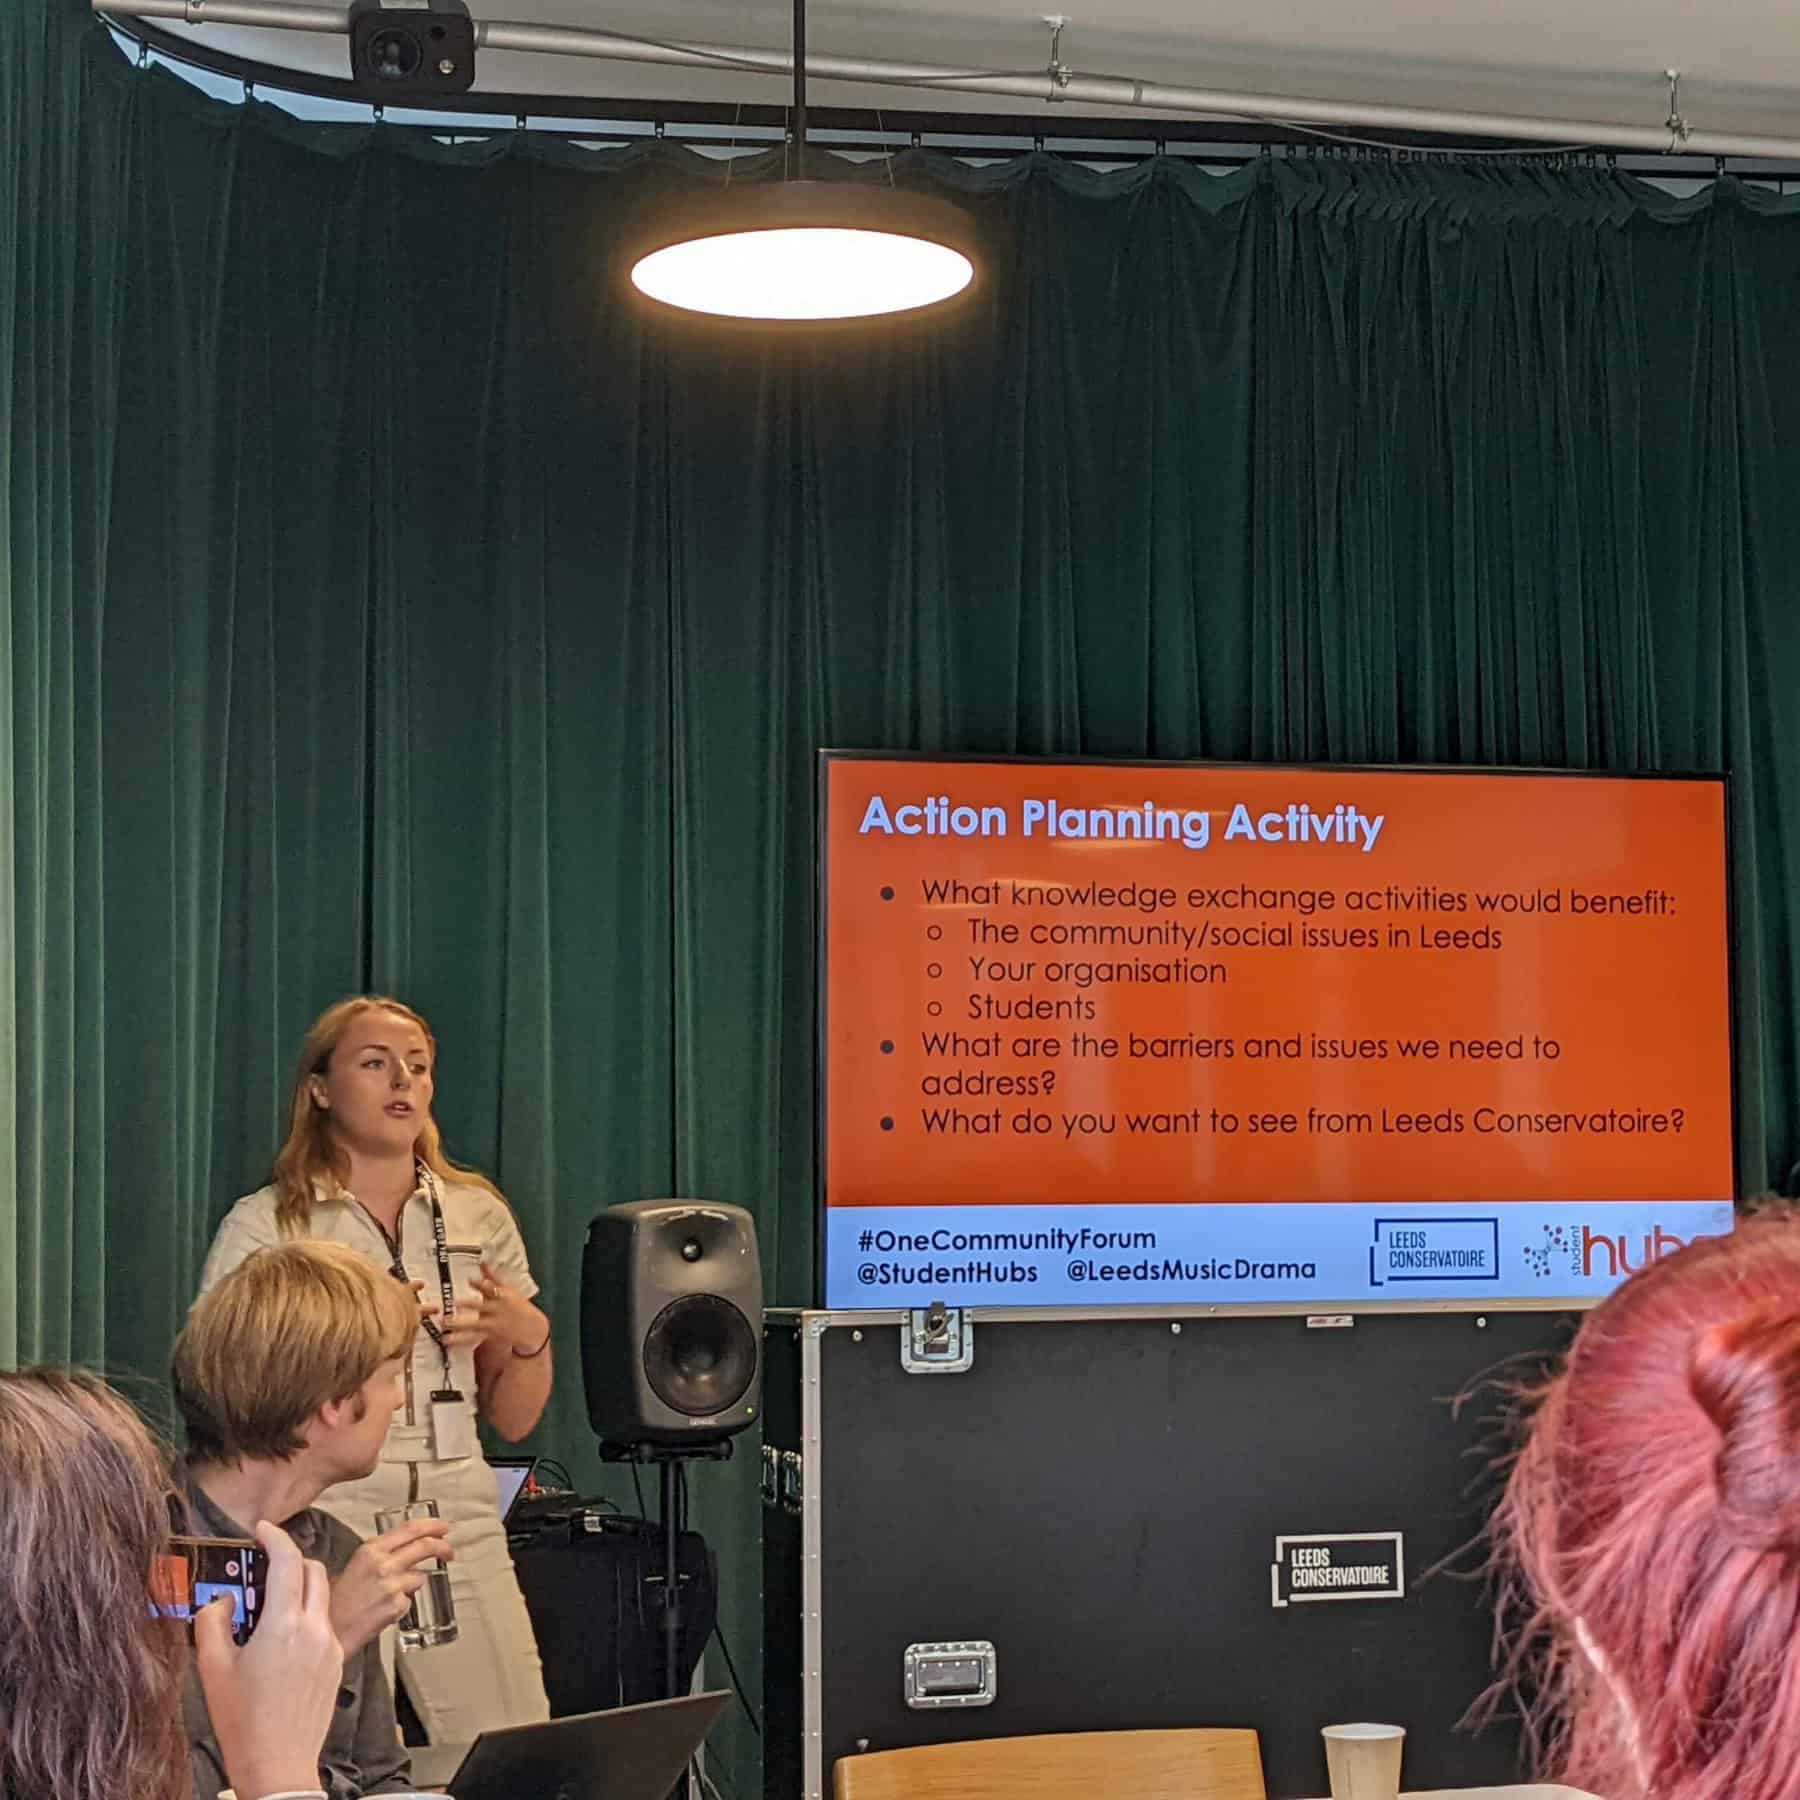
<box><xmin>1493</xmin><ymin>1205</ymin><xmax>1800</xmax><ymax>1800</ymax></box>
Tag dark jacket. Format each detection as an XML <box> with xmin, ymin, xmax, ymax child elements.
<box><xmin>180</xmin><ymin>1470</ymin><xmax>414</xmax><ymax>1800</ymax></box>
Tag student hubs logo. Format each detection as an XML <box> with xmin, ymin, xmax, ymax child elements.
<box><xmin>1523</xmin><ymin>1221</ymin><xmax>1704</xmax><ymax>1280</ymax></box>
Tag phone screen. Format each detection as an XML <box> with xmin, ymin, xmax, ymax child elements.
<box><xmin>150</xmin><ymin>1536</ymin><xmax>268</xmax><ymax>1646</ymax></box>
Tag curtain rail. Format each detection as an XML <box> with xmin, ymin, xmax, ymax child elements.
<box><xmin>99</xmin><ymin>0</ymin><xmax>1800</xmax><ymax>162</ymax></box>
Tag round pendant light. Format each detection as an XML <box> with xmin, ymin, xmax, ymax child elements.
<box><xmin>629</xmin><ymin>182</ymin><xmax>977</xmax><ymax>321</ymax></box>
<box><xmin>626</xmin><ymin>0</ymin><xmax>978</xmax><ymax>323</ymax></box>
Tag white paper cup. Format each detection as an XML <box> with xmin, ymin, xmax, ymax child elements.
<box><xmin>1321</xmin><ymin>1722</ymin><xmax>1405</xmax><ymax>1800</ymax></box>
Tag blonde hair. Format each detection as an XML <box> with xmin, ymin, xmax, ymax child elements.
<box><xmin>271</xmin><ymin>994</ymin><xmax>502</xmax><ymax>1234</ymax></box>
<box><xmin>172</xmin><ymin>1240</ymin><xmax>420</xmax><ymax>1464</ymax></box>
<box><xmin>0</xmin><ymin>1368</ymin><xmax>189</xmax><ymax>1800</ymax></box>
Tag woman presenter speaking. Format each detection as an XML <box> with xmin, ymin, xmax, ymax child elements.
<box><xmin>200</xmin><ymin>995</ymin><xmax>554</xmax><ymax>1740</ymax></box>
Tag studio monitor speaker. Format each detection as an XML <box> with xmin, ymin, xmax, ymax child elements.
<box><xmin>347</xmin><ymin>0</ymin><xmax>476</xmax><ymax>97</ymax></box>
<box><xmin>582</xmin><ymin>1200</ymin><xmax>763</xmax><ymax>1447</ymax></box>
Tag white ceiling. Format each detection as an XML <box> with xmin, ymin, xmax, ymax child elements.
<box><xmin>145</xmin><ymin>0</ymin><xmax>1800</xmax><ymax>145</ymax></box>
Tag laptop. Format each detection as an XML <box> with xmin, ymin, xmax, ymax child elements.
<box><xmin>422</xmin><ymin>1690</ymin><xmax>732</xmax><ymax>1800</ymax></box>
<box><xmin>488</xmin><ymin>1455</ymin><xmax>537</xmax><ymax>1524</ymax></box>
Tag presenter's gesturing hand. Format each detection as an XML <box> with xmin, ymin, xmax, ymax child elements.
<box><xmin>441</xmin><ymin>1261</ymin><xmax>548</xmax><ymax>1356</ymax></box>
<box><xmin>462</xmin><ymin>1260</ymin><xmax>554</xmax><ymax>1442</ymax></box>
<box><xmin>330</xmin><ymin>1516</ymin><xmax>456</xmax><ymax>1657</ymax></box>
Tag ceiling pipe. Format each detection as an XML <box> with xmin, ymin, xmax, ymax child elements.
<box><xmin>104</xmin><ymin>0</ymin><xmax>1800</xmax><ymax>162</ymax></box>
<box><xmin>119</xmin><ymin>0</ymin><xmax>348</xmax><ymax>30</ymax></box>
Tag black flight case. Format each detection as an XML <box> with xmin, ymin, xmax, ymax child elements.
<box><xmin>761</xmin><ymin>1303</ymin><xmax>1574</xmax><ymax>1800</ymax></box>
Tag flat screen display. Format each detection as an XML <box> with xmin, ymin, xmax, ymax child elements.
<box><xmin>819</xmin><ymin>755</ymin><xmax>1735</xmax><ymax>1309</ymax></box>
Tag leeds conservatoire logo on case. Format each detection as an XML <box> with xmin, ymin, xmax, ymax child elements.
<box><xmin>1270</xmin><ymin>1532</ymin><xmax>1406</xmax><ymax>1608</ymax></box>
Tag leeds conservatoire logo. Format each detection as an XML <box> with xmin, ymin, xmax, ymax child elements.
<box><xmin>1270</xmin><ymin>1532</ymin><xmax>1406</xmax><ymax>1608</ymax></box>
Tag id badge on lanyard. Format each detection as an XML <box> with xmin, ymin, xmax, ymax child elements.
<box><xmin>419</xmin><ymin>1172</ymin><xmax>474</xmax><ymax>1460</ymax></box>
<box><xmin>429</xmin><ymin>1390</ymin><xmax>476</xmax><ymax>1460</ymax></box>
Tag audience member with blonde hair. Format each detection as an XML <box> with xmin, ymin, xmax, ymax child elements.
<box><xmin>200</xmin><ymin>996</ymin><xmax>552</xmax><ymax>1741</ymax></box>
<box><xmin>1494</xmin><ymin>1206</ymin><xmax>1800</xmax><ymax>1800</ymax></box>
<box><xmin>173</xmin><ymin>1240</ymin><xmax>454</xmax><ymax>1800</ymax></box>
<box><xmin>0</xmin><ymin>1366</ymin><xmax>342</xmax><ymax>1800</ymax></box>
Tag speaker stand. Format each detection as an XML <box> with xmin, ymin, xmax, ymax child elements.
<box><xmin>600</xmin><ymin>1438</ymin><xmax>734</xmax><ymax>1698</ymax></box>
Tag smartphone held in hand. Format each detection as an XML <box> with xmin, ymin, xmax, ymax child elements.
<box><xmin>150</xmin><ymin>1535</ymin><xmax>270</xmax><ymax>1646</ymax></box>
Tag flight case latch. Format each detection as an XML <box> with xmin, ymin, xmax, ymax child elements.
<box><xmin>902</xmin><ymin>1301</ymin><xmax>973</xmax><ymax>1374</ymax></box>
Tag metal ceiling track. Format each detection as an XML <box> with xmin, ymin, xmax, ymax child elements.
<box><xmin>98</xmin><ymin>0</ymin><xmax>1800</xmax><ymax>164</ymax></box>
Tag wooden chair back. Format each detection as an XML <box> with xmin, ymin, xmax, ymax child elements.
<box><xmin>833</xmin><ymin>1727</ymin><xmax>1266</xmax><ymax>1800</ymax></box>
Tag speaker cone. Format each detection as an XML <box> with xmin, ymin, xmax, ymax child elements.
<box><xmin>643</xmin><ymin>1294</ymin><xmax>758</xmax><ymax>1417</ymax></box>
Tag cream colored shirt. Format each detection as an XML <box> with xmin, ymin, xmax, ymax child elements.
<box><xmin>199</xmin><ymin>1174</ymin><xmax>538</xmax><ymax>1461</ymax></box>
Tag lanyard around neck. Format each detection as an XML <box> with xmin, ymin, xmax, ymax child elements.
<box><xmin>365</xmin><ymin>1168</ymin><xmax>457</xmax><ymax>1387</ymax></box>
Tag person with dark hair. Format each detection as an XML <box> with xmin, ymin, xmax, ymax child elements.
<box><xmin>199</xmin><ymin>996</ymin><xmax>552</xmax><ymax>1740</ymax></box>
<box><xmin>173</xmin><ymin>1239</ymin><xmax>453</xmax><ymax>1800</ymax></box>
<box><xmin>1494</xmin><ymin>1205</ymin><xmax>1800</xmax><ymax>1800</ymax></box>
<box><xmin>0</xmin><ymin>1367</ymin><xmax>342</xmax><ymax>1800</ymax></box>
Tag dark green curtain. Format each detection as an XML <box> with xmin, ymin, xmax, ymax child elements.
<box><xmin>11</xmin><ymin>0</ymin><xmax>1800</xmax><ymax>1788</ymax></box>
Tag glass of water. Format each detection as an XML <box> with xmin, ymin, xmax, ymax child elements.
<box><xmin>372</xmin><ymin>1499</ymin><xmax>458</xmax><ymax>1650</ymax></box>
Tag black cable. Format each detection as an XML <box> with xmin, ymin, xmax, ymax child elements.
<box><xmin>711</xmin><ymin>1616</ymin><xmax>762</xmax><ymax>1737</ymax></box>
<box><xmin>791</xmin><ymin>0</ymin><xmax>805</xmax><ymax>177</ymax></box>
<box><xmin>631</xmin><ymin>1461</ymin><xmax>647</xmax><ymax>1518</ymax></box>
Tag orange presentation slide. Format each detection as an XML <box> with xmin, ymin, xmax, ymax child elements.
<box><xmin>821</xmin><ymin>757</ymin><xmax>1734</xmax><ymax>1214</ymax></box>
